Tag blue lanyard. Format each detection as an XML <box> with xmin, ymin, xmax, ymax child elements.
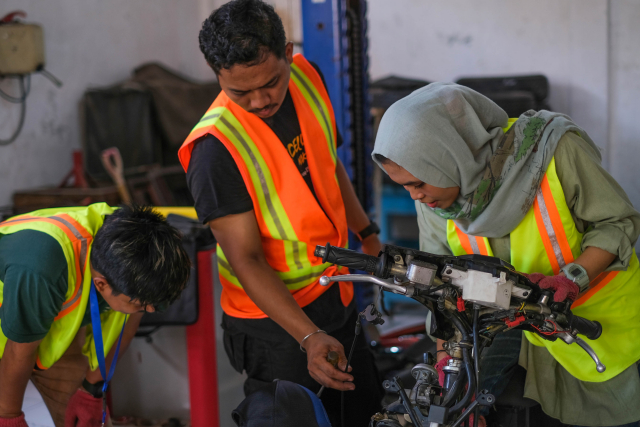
<box><xmin>90</xmin><ymin>280</ymin><xmax>127</xmax><ymax>426</ymax></box>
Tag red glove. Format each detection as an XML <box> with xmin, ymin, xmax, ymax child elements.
<box><xmin>526</xmin><ymin>272</ymin><xmax>579</xmax><ymax>302</ymax></box>
<box><xmin>434</xmin><ymin>355</ymin><xmax>452</xmax><ymax>387</ymax></box>
<box><xmin>0</xmin><ymin>413</ymin><xmax>28</xmax><ymax>427</ymax></box>
<box><xmin>64</xmin><ymin>389</ymin><xmax>108</xmax><ymax>427</ymax></box>
<box><xmin>469</xmin><ymin>413</ymin><xmax>487</xmax><ymax>427</ymax></box>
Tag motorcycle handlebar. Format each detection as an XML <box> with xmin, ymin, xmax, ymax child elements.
<box><xmin>315</xmin><ymin>244</ymin><xmax>604</xmax><ymax>342</ymax></box>
<box><xmin>567</xmin><ymin>312</ymin><xmax>603</xmax><ymax>340</ymax></box>
<box><xmin>314</xmin><ymin>244</ymin><xmax>379</xmax><ymax>274</ymax></box>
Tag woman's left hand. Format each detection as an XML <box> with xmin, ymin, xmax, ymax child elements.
<box><xmin>527</xmin><ymin>273</ymin><xmax>579</xmax><ymax>302</ymax></box>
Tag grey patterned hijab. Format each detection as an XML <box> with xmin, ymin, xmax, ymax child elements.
<box><xmin>372</xmin><ymin>82</ymin><xmax>601</xmax><ymax>238</ymax></box>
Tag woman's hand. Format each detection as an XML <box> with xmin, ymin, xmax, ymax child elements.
<box><xmin>526</xmin><ymin>247</ymin><xmax>617</xmax><ymax>302</ymax></box>
<box><xmin>527</xmin><ymin>273</ymin><xmax>579</xmax><ymax>302</ymax></box>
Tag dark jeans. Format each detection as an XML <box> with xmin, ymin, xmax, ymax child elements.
<box><xmin>223</xmin><ymin>311</ymin><xmax>384</xmax><ymax>427</ymax></box>
<box><xmin>478</xmin><ymin>329</ymin><xmax>640</xmax><ymax>427</ymax></box>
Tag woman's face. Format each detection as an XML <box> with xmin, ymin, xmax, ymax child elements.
<box><xmin>382</xmin><ymin>160</ymin><xmax>460</xmax><ymax>209</ymax></box>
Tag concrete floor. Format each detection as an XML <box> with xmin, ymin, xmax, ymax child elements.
<box><xmin>22</xmin><ymin>382</ymin><xmax>55</xmax><ymax>427</ymax></box>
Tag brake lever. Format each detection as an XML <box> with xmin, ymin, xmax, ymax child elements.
<box><xmin>319</xmin><ymin>274</ymin><xmax>416</xmax><ymax>295</ymax></box>
<box><xmin>557</xmin><ymin>332</ymin><xmax>606</xmax><ymax>373</ymax></box>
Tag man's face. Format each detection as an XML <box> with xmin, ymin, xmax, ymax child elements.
<box><xmin>91</xmin><ymin>267</ymin><xmax>156</xmax><ymax>315</ymax></box>
<box><xmin>216</xmin><ymin>43</ymin><xmax>294</xmax><ymax>119</ymax></box>
<box><xmin>382</xmin><ymin>160</ymin><xmax>460</xmax><ymax>209</ymax></box>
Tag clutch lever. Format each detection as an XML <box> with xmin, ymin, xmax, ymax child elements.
<box><xmin>319</xmin><ymin>274</ymin><xmax>415</xmax><ymax>296</ymax></box>
<box><xmin>557</xmin><ymin>332</ymin><xmax>606</xmax><ymax>373</ymax></box>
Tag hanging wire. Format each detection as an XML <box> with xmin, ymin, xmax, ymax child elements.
<box><xmin>0</xmin><ymin>74</ymin><xmax>30</xmax><ymax>103</ymax></box>
<box><xmin>0</xmin><ymin>75</ymin><xmax>28</xmax><ymax>146</ymax></box>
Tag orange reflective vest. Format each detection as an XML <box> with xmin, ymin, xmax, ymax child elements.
<box><xmin>178</xmin><ymin>54</ymin><xmax>353</xmax><ymax>319</ymax></box>
<box><xmin>0</xmin><ymin>204</ymin><xmax>128</xmax><ymax>371</ymax></box>
<box><xmin>446</xmin><ymin>131</ymin><xmax>640</xmax><ymax>381</ymax></box>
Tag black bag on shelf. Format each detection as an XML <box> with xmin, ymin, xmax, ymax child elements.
<box><xmin>456</xmin><ymin>75</ymin><xmax>550</xmax><ymax>116</ymax></box>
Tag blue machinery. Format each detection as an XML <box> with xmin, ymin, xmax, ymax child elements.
<box><xmin>301</xmin><ymin>0</ymin><xmax>373</xmax><ymax>215</ymax></box>
<box><xmin>301</xmin><ymin>1</ymin><xmax>419</xmax><ymax>252</ymax></box>
<box><xmin>301</xmin><ymin>0</ymin><xmax>378</xmax><ymax>308</ymax></box>
<box><xmin>301</xmin><ymin>3</ymin><xmax>421</xmax><ymax>311</ymax></box>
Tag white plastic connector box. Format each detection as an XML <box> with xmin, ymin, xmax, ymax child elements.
<box><xmin>444</xmin><ymin>268</ymin><xmax>513</xmax><ymax>310</ymax></box>
<box><xmin>0</xmin><ymin>23</ymin><xmax>45</xmax><ymax>75</ymax></box>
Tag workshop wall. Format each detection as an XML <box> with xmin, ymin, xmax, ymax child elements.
<box><xmin>609</xmin><ymin>2</ymin><xmax>640</xmax><ymax>212</ymax></box>
<box><xmin>369</xmin><ymin>0</ymin><xmax>609</xmax><ymax>162</ymax></box>
<box><xmin>0</xmin><ymin>0</ymin><xmax>216</xmax><ymax>207</ymax></box>
<box><xmin>368</xmin><ymin>0</ymin><xmax>640</xmax><ymax>220</ymax></box>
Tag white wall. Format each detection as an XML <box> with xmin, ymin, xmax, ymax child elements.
<box><xmin>609</xmin><ymin>2</ymin><xmax>640</xmax><ymax>209</ymax></box>
<box><xmin>0</xmin><ymin>0</ymin><xmax>216</xmax><ymax>207</ymax></box>
<box><xmin>368</xmin><ymin>0</ymin><xmax>640</xmax><ymax>211</ymax></box>
<box><xmin>369</xmin><ymin>0</ymin><xmax>610</xmax><ymax>162</ymax></box>
<box><xmin>0</xmin><ymin>0</ymin><xmax>304</xmax><ymax>208</ymax></box>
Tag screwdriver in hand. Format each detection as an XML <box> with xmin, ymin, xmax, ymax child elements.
<box><xmin>317</xmin><ymin>351</ymin><xmax>340</xmax><ymax>397</ymax></box>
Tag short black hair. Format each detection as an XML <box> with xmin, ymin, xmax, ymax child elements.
<box><xmin>199</xmin><ymin>0</ymin><xmax>287</xmax><ymax>73</ymax></box>
<box><xmin>91</xmin><ymin>205</ymin><xmax>191</xmax><ymax>308</ymax></box>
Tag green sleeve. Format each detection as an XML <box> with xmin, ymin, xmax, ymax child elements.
<box><xmin>0</xmin><ymin>231</ymin><xmax>68</xmax><ymax>343</ymax></box>
<box><xmin>555</xmin><ymin>132</ymin><xmax>640</xmax><ymax>270</ymax></box>
<box><xmin>416</xmin><ymin>199</ymin><xmax>452</xmax><ymax>256</ymax></box>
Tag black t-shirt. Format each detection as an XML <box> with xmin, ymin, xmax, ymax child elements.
<box><xmin>186</xmin><ymin>63</ymin><xmax>351</xmax><ymax>340</ymax></box>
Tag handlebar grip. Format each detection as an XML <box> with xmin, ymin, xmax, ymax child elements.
<box><xmin>314</xmin><ymin>244</ymin><xmax>379</xmax><ymax>274</ymax></box>
<box><xmin>568</xmin><ymin>313</ymin><xmax>603</xmax><ymax>340</ymax></box>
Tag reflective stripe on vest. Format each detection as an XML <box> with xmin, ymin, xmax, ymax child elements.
<box><xmin>0</xmin><ymin>203</ymin><xmax>128</xmax><ymax>370</ymax></box>
<box><xmin>216</xmin><ymin>244</ymin><xmax>334</xmax><ymax>290</ymax></box>
<box><xmin>447</xmin><ymin>158</ymin><xmax>640</xmax><ymax>382</ymax></box>
<box><xmin>178</xmin><ymin>54</ymin><xmax>352</xmax><ymax>319</ymax></box>
<box><xmin>203</xmin><ymin>107</ymin><xmax>312</xmax><ymax>274</ymax></box>
<box><xmin>447</xmin><ymin>222</ymin><xmax>493</xmax><ymax>256</ymax></box>
<box><xmin>289</xmin><ymin>63</ymin><xmax>337</xmax><ymax>167</ymax></box>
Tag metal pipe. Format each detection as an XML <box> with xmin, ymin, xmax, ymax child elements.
<box><xmin>473</xmin><ymin>306</ymin><xmax>481</xmax><ymax>389</ymax></box>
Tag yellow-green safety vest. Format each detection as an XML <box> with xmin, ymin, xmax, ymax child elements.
<box><xmin>446</xmin><ymin>121</ymin><xmax>640</xmax><ymax>382</ymax></box>
<box><xmin>0</xmin><ymin>203</ymin><xmax>128</xmax><ymax>371</ymax></box>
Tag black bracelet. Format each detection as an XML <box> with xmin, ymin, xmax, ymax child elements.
<box><xmin>357</xmin><ymin>221</ymin><xmax>380</xmax><ymax>241</ymax></box>
<box><xmin>436</xmin><ymin>349</ymin><xmax>447</xmax><ymax>353</ymax></box>
<box><xmin>82</xmin><ymin>378</ymin><xmax>105</xmax><ymax>398</ymax></box>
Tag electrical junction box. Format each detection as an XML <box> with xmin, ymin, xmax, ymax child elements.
<box><xmin>0</xmin><ymin>23</ymin><xmax>45</xmax><ymax>75</ymax></box>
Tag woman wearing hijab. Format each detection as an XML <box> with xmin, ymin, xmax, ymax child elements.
<box><xmin>371</xmin><ymin>83</ymin><xmax>640</xmax><ymax>427</ymax></box>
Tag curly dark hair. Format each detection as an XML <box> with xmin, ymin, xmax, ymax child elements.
<box><xmin>199</xmin><ymin>0</ymin><xmax>287</xmax><ymax>73</ymax></box>
<box><xmin>91</xmin><ymin>205</ymin><xmax>191</xmax><ymax>309</ymax></box>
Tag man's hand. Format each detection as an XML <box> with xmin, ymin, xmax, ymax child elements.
<box><xmin>0</xmin><ymin>413</ymin><xmax>28</xmax><ymax>427</ymax></box>
<box><xmin>64</xmin><ymin>389</ymin><xmax>105</xmax><ymax>427</ymax></box>
<box><xmin>304</xmin><ymin>333</ymin><xmax>355</xmax><ymax>391</ymax></box>
<box><xmin>361</xmin><ymin>234</ymin><xmax>382</xmax><ymax>257</ymax></box>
